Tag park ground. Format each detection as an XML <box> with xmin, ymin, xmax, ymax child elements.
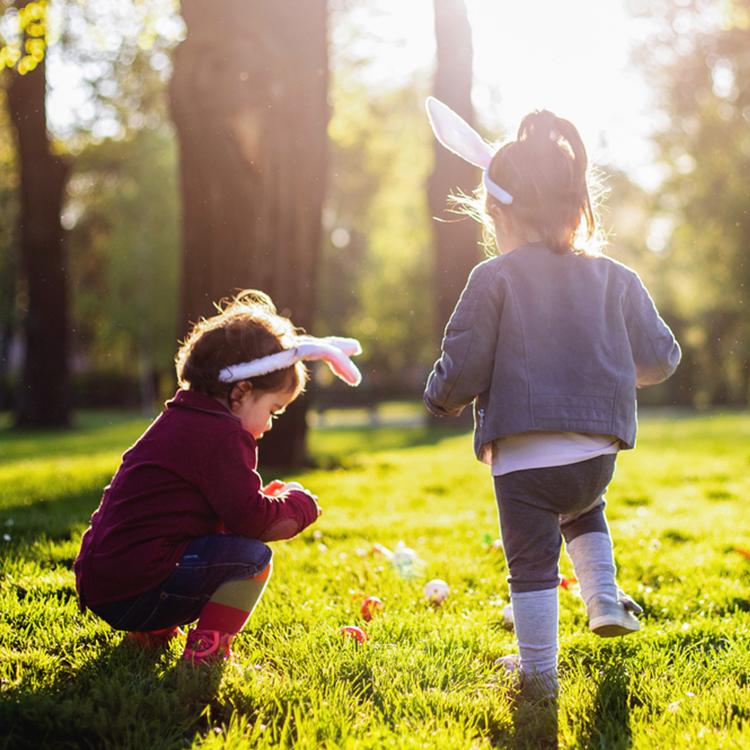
<box><xmin>1</xmin><ymin>408</ymin><xmax>750</xmax><ymax>749</ymax></box>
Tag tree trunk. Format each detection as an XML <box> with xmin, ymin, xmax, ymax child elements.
<box><xmin>428</xmin><ymin>0</ymin><xmax>480</xmax><ymax>339</ymax></box>
<box><xmin>169</xmin><ymin>0</ymin><xmax>328</xmax><ymax>467</ymax></box>
<box><xmin>0</xmin><ymin>164</ymin><xmax>18</xmax><ymax>414</ymax></box>
<box><xmin>7</xmin><ymin>3</ymin><xmax>71</xmax><ymax>427</ymax></box>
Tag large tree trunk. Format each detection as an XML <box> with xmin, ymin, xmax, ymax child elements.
<box><xmin>0</xmin><ymin>149</ymin><xmax>18</xmax><ymax>414</ymax></box>
<box><xmin>7</xmin><ymin>2</ymin><xmax>71</xmax><ymax>427</ymax></box>
<box><xmin>169</xmin><ymin>0</ymin><xmax>328</xmax><ymax>467</ymax></box>
<box><xmin>428</xmin><ymin>0</ymin><xmax>479</xmax><ymax>337</ymax></box>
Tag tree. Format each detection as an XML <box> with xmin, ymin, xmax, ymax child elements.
<box><xmin>427</xmin><ymin>0</ymin><xmax>480</xmax><ymax>336</ymax></box>
<box><xmin>5</xmin><ymin>0</ymin><xmax>70</xmax><ymax>426</ymax></box>
<box><xmin>170</xmin><ymin>0</ymin><xmax>328</xmax><ymax>466</ymax></box>
<box><xmin>66</xmin><ymin>126</ymin><xmax>180</xmax><ymax>407</ymax></box>
<box><xmin>1</xmin><ymin>0</ymin><xmax>180</xmax><ymax>420</ymax></box>
<box><xmin>631</xmin><ymin>0</ymin><xmax>750</xmax><ymax>406</ymax></box>
<box><xmin>0</xmin><ymin>84</ymin><xmax>18</xmax><ymax>412</ymax></box>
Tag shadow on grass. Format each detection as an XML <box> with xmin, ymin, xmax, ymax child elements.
<box><xmin>0</xmin><ymin>411</ymin><xmax>153</xmax><ymax>464</ymax></box>
<box><xmin>508</xmin><ymin>697</ymin><xmax>559</xmax><ymax>750</ymax></box>
<box><xmin>0</xmin><ymin>409</ymin><xmax>470</xmax><ymax>468</ymax></box>
<box><xmin>499</xmin><ymin>660</ymin><xmax>634</xmax><ymax>750</ymax></box>
<box><xmin>581</xmin><ymin>665</ymin><xmax>632</xmax><ymax>750</ymax></box>
<box><xmin>0</xmin><ymin>491</ymin><xmax>100</xmax><ymax>547</ymax></box>
<box><xmin>0</xmin><ymin>635</ymin><xmax>227</xmax><ymax>749</ymax></box>
<box><xmin>303</xmin><ymin>423</ymin><xmax>471</xmax><ymax>471</ymax></box>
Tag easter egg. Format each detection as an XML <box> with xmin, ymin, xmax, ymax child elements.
<box><xmin>424</xmin><ymin>579</ymin><xmax>450</xmax><ymax>604</ymax></box>
<box><xmin>392</xmin><ymin>545</ymin><xmax>418</xmax><ymax>567</ymax></box>
<box><xmin>340</xmin><ymin>625</ymin><xmax>368</xmax><ymax>644</ymax></box>
<box><xmin>360</xmin><ymin>596</ymin><xmax>384</xmax><ymax>622</ymax></box>
<box><xmin>502</xmin><ymin>604</ymin><xmax>514</xmax><ymax>630</ymax></box>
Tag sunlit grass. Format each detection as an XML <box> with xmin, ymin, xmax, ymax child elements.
<box><xmin>1</xmin><ymin>410</ymin><xmax>750</xmax><ymax>748</ymax></box>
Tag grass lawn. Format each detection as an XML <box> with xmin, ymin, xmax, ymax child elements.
<box><xmin>1</xmin><ymin>409</ymin><xmax>750</xmax><ymax>749</ymax></box>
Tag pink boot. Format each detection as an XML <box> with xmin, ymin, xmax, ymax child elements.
<box><xmin>127</xmin><ymin>626</ymin><xmax>183</xmax><ymax>649</ymax></box>
<box><xmin>181</xmin><ymin>628</ymin><xmax>234</xmax><ymax>664</ymax></box>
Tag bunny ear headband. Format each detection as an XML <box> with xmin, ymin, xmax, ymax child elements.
<box><xmin>425</xmin><ymin>96</ymin><xmax>513</xmax><ymax>206</ymax></box>
<box><xmin>218</xmin><ymin>336</ymin><xmax>363</xmax><ymax>387</ymax></box>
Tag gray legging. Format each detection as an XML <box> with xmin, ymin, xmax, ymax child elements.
<box><xmin>493</xmin><ymin>454</ymin><xmax>616</xmax><ymax>593</ymax></box>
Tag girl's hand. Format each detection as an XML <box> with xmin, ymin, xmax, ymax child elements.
<box><xmin>263</xmin><ymin>480</ymin><xmax>308</xmax><ymax>497</ymax></box>
<box><xmin>286</xmin><ymin>483</ymin><xmax>322</xmax><ymax>517</ymax></box>
<box><xmin>257</xmin><ymin>486</ymin><xmax>322</xmax><ymax>541</ymax></box>
<box><xmin>282</xmin><ymin>481</ymin><xmax>305</xmax><ymax>493</ymax></box>
<box><xmin>262</xmin><ymin>479</ymin><xmax>286</xmax><ymax>496</ymax></box>
<box><xmin>262</xmin><ymin>480</ymin><xmax>320</xmax><ymax>516</ymax></box>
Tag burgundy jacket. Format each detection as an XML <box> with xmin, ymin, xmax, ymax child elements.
<box><xmin>74</xmin><ymin>389</ymin><xmax>319</xmax><ymax>607</ymax></box>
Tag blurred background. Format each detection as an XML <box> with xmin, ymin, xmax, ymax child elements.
<box><xmin>0</xmin><ymin>0</ymin><xmax>748</xmax><ymax>465</ymax></box>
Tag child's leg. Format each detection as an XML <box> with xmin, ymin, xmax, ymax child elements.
<box><xmin>88</xmin><ymin>534</ymin><xmax>272</xmax><ymax>659</ymax></box>
<box><xmin>561</xmin><ymin>501</ymin><xmax>618</xmax><ymax>607</ymax></box>
<box><xmin>562</xmin><ymin>501</ymin><xmax>641</xmax><ymax>636</ymax></box>
<box><xmin>195</xmin><ymin>562</ymin><xmax>272</xmax><ymax>633</ymax></box>
<box><xmin>159</xmin><ymin>535</ymin><xmax>272</xmax><ymax>662</ymax></box>
<box><xmin>182</xmin><ymin>563</ymin><xmax>272</xmax><ymax>663</ymax></box>
<box><xmin>494</xmin><ymin>476</ymin><xmax>561</xmax><ymax>698</ymax></box>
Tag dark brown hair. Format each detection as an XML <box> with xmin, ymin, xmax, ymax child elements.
<box><xmin>449</xmin><ymin>110</ymin><xmax>604</xmax><ymax>255</ymax></box>
<box><xmin>487</xmin><ymin>110</ymin><xmax>598</xmax><ymax>254</ymax></box>
<box><xmin>175</xmin><ymin>290</ymin><xmax>308</xmax><ymax>401</ymax></box>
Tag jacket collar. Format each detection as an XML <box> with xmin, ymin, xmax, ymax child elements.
<box><xmin>166</xmin><ymin>389</ymin><xmax>240</xmax><ymax>421</ymax></box>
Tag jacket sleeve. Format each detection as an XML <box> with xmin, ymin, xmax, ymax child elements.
<box><xmin>199</xmin><ymin>431</ymin><xmax>319</xmax><ymax>539</ymax></box>
<box><xmin>424</xmin><ymin>260</ymin><xmax>505</xmax><ymax>416</ymax></box>
<box><xmin>623</xmin><ymin>272</ymin><xmax>682</xmax><ymax>387</ymax></box>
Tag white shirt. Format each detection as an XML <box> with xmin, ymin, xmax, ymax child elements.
<box><xmin>491</xmin><ymin>431</ymin><xmax>620</xmax><ymax>476</ymax></box>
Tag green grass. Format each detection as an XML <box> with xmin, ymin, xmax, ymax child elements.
<box><xmin>1</xmin><ymin>410</ymin><xmax>750</xmax><ymax>748</ymax></box>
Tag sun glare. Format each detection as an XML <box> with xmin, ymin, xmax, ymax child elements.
<box><xmin>468</xmin><ymin>2</ymin><xmax>652</xmax><ymax>174</ymax></box>
<box><xmin>378</xmin><ymin>0</ymin><xmax>657</xmax><ymax>187</ymax></box>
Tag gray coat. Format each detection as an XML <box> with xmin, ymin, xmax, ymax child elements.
<box><xmin>424</xmin><ymin>242</ymin><xmax>681</xmax><ymax>460</ymax></box>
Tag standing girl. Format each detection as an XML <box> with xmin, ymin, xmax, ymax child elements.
<box><xmin>423</xmin><ymin>99</ymin><xmax>680</xmax><ymax>699</ymax></box>
<box><xmin>75</xmin><ymin>290</ymin><xmax>361</xmax><ymax>665</ymax></box>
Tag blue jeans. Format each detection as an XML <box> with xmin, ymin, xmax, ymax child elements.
<box><xmin>90</xmin><ymin>535</ymin><xmax>272</xmax><ymax>632</ymax></box>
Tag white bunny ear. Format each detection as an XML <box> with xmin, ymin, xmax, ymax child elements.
<box><xmin>218</xmin><ymin>335</ymin><xmax>363</xmax><ymax>387</ymax></box>
<box><xmin>425</xmin><ymin>96</ymin><xmax>494</xmax><ymax>169</ymax></box>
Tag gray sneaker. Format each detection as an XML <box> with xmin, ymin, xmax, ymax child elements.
<box><xmin>588</xmin><ymin>590</ymin><xmax>642</xmax><ymax>637</ymax></box>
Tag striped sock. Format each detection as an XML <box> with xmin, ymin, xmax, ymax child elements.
<box><xmin>196</xmin><ymin>563</ymin><xmax>272</xmax><ymax>634</ymax></box>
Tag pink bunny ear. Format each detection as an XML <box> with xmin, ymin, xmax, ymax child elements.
<box><xmin>296</xmin><ymin>340</ymin><xmax>362</xmax><ymax>386</ymax></box>
<box><xmin>425</xmin><ymin>96</ymin><xmax>494</xmax><ymax>169</ymax></box>
<box><xmin>298</xmin><ymin>336</ymin><xmax>362</xmax><ymax>358</ymax></box>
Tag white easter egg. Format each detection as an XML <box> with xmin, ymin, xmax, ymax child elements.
<box><xmin>502</xmin><ymin>603</ymin><xmax>514</xmax><ymax>629</ymax></box>
<box><xmin>424</xmin><ymin>578</ymin><xmax>450</xmax><ymax>604</ymax></box>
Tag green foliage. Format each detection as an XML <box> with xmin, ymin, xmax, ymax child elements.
<box><xmin>631</xmin><ymin>0</ymin><xmax>750</xmax><ymax>406</ymax></box>
<box><xmin>2</xmin><ymin>411</ymin><xmax>750</xmax><ymax>747</ymax></box>
<box><xmin>319</xmin><ymin>20</ymin><xmax>435</xmax><ymax>391</ymax></box>
<box><xmin>0</xmin><ymin>0</ymin><xmax>47</xmax><ymax>75</ymax></box>
<box><xmin>66</xmin><ymin>125</ymin><xmax>179</xmax><ymax>384</ymax></box>
<box><xmin>47</xmin><ymin>0</ymin><xmax>182</xmax><ymax>141</ymax></box>
<box><xmin>0</xmin><ymin>0</ymin><xmax>183</xmax><ymax>409</ymax></box>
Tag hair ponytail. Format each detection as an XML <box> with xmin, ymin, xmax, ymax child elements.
<box><xmin>484</xmin><ymin>109</ymin><xmax>600</xmax><ymax>254</ymax></box>
<box><xmin>517</xmin><ymin>109</ymin><xmax>559</xmax><ymax>145</ymax></box>
<box><xmin>548</xmin><ymin>115</ymin><xmax>595</xmax><ymax>240</ymax></box>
